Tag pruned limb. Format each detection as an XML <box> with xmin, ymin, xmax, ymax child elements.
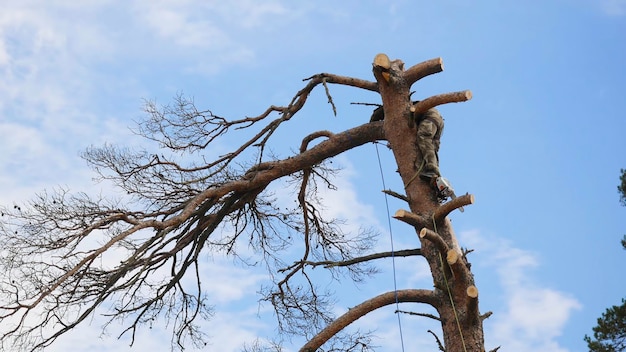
<box><xmin>403</xmin><ymin>57</ymin><xmax>445</xmax><ymax>86</ymax></box>
<box><xmin>419</xmin><ymin>228</ymin><xmax>449</xmax><ymax>255</ymax></box>
<box><xmin>447</xmin><ymin>247</ymin><xmax>476</xmax><ymax>283</ymax></box>
<box><xmin>410</xmin><ymin>90</ymin><xmax>473</xmax><ymax>115</ymax></box>
<box><xmin>392</xmin><ymin>208</ymin><xmax>428</xmax><ymax>229</ymax></box>
<box><xmin>382</xmin><ymin>189</ymin><xmax>408</xmax><ymax>203</ymax></box>
<box><xmin>396</xmin><ymin>310</ymin><xmax>441</xmax><ymax>321</ymax></box>
<box><xmin>433</xmin><ymin>194</ymin><xmax>474</xmax><ymax>222</ymax></box>
<box><xmin>372</xmin><ymin>53</ymin><xmax>392</xmax><ymax>83</ymax></box>
<box><xmin>465</xmin><ymin>285</ymin><xmax>480</xmax><ymax>325</ymax></box>
<box><xmin>299</xmin><ymin>289</ymin><xmax>437</xmax><ymax>352</ymax></box>
<box><xmin>489</xmin><ymin>346</ymin><xmax>501</xmax><ymax>352</ymax></box>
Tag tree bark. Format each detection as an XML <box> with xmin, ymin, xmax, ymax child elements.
<box><xmin>374</xmin><ymin>54</ymin><xmax>485</xmax><ymax>351</ymax></box>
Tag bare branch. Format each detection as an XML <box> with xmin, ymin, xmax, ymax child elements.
<box><xmin>427</xmin><ymin>329</ymin><xmax>446</xmax><ymax>352</ymax></box>
<box><xmin>1</xmin><ymin>58</ymin><xmax>485</xmax><ymax>351</ymax></box>
<box><xmin>382</xmin><ymin>189</ymin><xmax>408</xmax><ymax>203</ymax></box>
<box><xmin>296</xmin><ymin>248</ymin><xmax>422</xmax><ymax>269</ymax></box>
<box><xmin>396</xmin><ymin>310</ymin><xmax>441</xmax><ymax>321</ymax></box>
<box><xmin>300</xmin><ymin>289</ymin><xmax>437</xmax><ymax>352</ymax></box>
<box><xmin>321</xmin><ymin>78</ymin><xmax>337</xmax><ymax>116</ymax></box>
<box><xmin>304</xmin><ymin>73</ymin><xmax>378</xmax><ymax>92</ymax></box>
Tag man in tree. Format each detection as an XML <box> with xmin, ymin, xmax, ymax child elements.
<box><xmin>0</xmin><ymin>55</ymin><xmax>482</xmax><ymax>352</ymax></box>
<box><xmin>416</xmin><ymin>107</ymin><xmax>444</xmax><ymax>178</ymax></box>
<box><xmin>370</xmin><ymin>104</ymin><xmax>444</xmax><ymax>178</ymax></box>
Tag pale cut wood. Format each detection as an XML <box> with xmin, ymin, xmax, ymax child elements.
<box><xmin>393</xmin><ymin>208</ymin><xmax>424</xmax><ymax>228</ymax></box>
<box><xmin>419</xmin><ymin>228</ymin><xmax>449</xmax><ymax>255</ymax></box>
<box><xmin>434</xmin><ymin>194</ymin><xmax>475</xmax><ymax>222</ymax></box>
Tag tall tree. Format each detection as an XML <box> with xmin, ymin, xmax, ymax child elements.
<box><xmin>618</xmin><ymin>169</ymin><xmax>626</xmax><ymax>208</ymax></box>
<box><xmin>584</xmin><ymin>169</ymin><xmax>626</xmax><ymax>351</ymax></box>
<box><xmin>617</xmin><ymin>169</ymin><xmax>626</xmax><ymax>249</ymax></box>
<box><xmin>586</xmin><ymin>299</ymin><xmax>626</xmax><ymax>352</ymax></box>
<box><xmin>0</xmin><ymin>55</ymin><xmax>489</xmax><ymax>351</ymax></box>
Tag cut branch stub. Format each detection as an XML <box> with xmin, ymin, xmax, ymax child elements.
<box><xmin>419</xmin><ymin>228</ymin><xmax>449</xmax><ymax>255</ymax></box>
<box><xmin>393</xmin><ymin>208</ymin><xmax>427</xmax><ymax>229</ymax></box>
<box><xmin>433</xmin><ymin>194</ymin><xmax>475</xmax><ymax>222</ymax></box>
<box><xmin>403</xmin><ymin>57</ymin><xmax>444</xmax><ymax>85</ymax></box>
<box><xmin>373</xmin><ymin>53</ymin><xmax>392</xmax><ymax>83</ymax></box>
<box><xmin>446</xmin><ymin>247</ymin><xmax>472</xmax><ymax>282</ymax></box>
<box><xmin>466</xmin><ymin>285</ymin><xmax>480</xmax><ymax>324</ymax></box>
<box><xmin>410</xmin><ymin>90</ymin><xmax>473</xmax><ymax>115</ymax></box>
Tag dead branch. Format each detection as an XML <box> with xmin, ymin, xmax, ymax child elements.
<box><xmin>0</xmin><ymin>121</ymin><xmax>386</xmax><ymax>350</ymax></box>
<box><xmin>300</xmin><ymin>289</ymin><xmax>437</xmax><ymax>352</ymax></box>
<box><xmin>321</xmin><ymin>79</ymin><xmax>337</xmax><ymax>116</ymax></box>
<box><xmin>303</xmin><ymin>73</ymin><xmax>378</xmax><ymax>92</ymax></box>
<box><xmin>427</xmin><ymin>329</ymin><xmax>446</xmax><ymax>352</ymax></box>
<box><xmin>480</xmin><ymin>311</ymin><xmax>493</xmax><ymax>321</ymax></box>
<box><xmin>293</xmin><ymin>248</ymin><xmax>422</xmax><ymax>269</ymax></box>
<box><xmin>1</xmin><ymin>56</ymin><xmax>485</xmax><ymax>351</ymax></box>
<box><xmin>382</xmin><ymin>189</ymin><xmax>408</xmax><ymax>203</ymax></box>
<box><xmin>396</xmin><ymin>310</ymin><xmax>441</xmax><ymax>321</ymax></box>
<box><xmin>300</xmin><ymin>131</ymin><xmax>335</xmax><ymax>153</ymax></box>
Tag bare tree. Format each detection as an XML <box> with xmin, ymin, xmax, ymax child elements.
<box><xmin>0</xmin><ymin>54</ymin><xmax>490</xmax><ymax>351</ymax></box>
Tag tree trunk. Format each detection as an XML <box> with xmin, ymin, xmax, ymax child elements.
<box><xmin>374</xmin><ymin>54</ymin><xmax>485</xmax><ymax>351</ymax></box>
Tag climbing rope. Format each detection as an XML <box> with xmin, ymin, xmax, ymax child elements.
<box><xmin>374</xmin><ymin>141</ymin><xmax>467</xmax><ymax>352</ymax></box>
<box><xmin>374</xmin><ymin>142</ymin><xmax>406</xmax><ymax>352</ymax></box>
<box><xmin>433</xmin><ymin>217</ymin><xmax>468</xmax><ymax>352</ymax></box>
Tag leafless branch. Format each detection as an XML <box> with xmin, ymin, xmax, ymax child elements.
<box><xmin>0</xmin><ymin>73</ymin><xmax>386</xmax><ymax>350</ymax></box>
<box><xmin>293</xmin><ymin>248</ymin><xmax>422</xmax><ymax>269</ymax></box>
<box><xmin>299</xmin><ymin>289</ymin><xmax>437</xmax><ymax>352</ymax></box>
<box><xmin>396</xmin><ymin>310</ymin><xmax>441</xmax><ymax>321</ymax></box>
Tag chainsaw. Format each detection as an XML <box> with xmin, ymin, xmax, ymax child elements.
<box><xmin>435</xmin><ymin>177</ymin><xmax>464</xmax><ymax>212</ymax></box>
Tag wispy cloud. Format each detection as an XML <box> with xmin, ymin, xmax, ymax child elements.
<box><xmin>601</xmin><ymin>0</ymin><xmax>626</xmax><ymax>15</ymax></box>
<box><xmin>461</xmin><ymin>230</ymin><xmax>581</xmax><ymax>351</ymax></box>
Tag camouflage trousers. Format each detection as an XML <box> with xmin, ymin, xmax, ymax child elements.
<box><xmin>416</xmin><ymin>108</ymin><xmax>444</xmax><ymax>177</ymax></box>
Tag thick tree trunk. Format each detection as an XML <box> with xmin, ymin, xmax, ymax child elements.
<box><xmin>374</xmin><ymin>54</ymin><xmax>485</xmax><ymax>351</ymax></box>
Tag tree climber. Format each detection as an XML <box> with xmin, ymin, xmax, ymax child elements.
<box><xmin>415</xmin><ymin>107</ymin><xmax>443</xmax><ymax>179</ymax></box>
<box><xmin>369</xmin><ymin>104</ymin><xmax>444</xmax><ymax>179</ymax></box>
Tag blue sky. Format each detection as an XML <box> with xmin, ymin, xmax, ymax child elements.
<box><xmin>1</xmin><ymin>1</ymin><xmax>625</xmax><ymax>351</ymax></box>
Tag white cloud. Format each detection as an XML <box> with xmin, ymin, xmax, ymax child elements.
<box><xmin>461</xmin><ymin>230</ymin><xmax>582</xmax><ymax>352</ymax></box>
<box><xmin>128</xmin><ymin>0</ymin><xmax>295</xmax><ymax>73</ymax></box>
<box><xmin>316</xmin><ymin>157</ymin><xmax>380</xmax><ymax>230</ymax></box>
<box><xmin>199</xmin><ymin>257</ymin><xmax>268</xmax><ymax>304</ymax></box>
<box><xmin>601</xmin><ymin>0</ymin><xmax>626</xmax><ymax>15</ymax></box>
<box><xmin>132</xmin><ymin>0</ymin><xmax>229</xmax><ymax>49</ymax></box>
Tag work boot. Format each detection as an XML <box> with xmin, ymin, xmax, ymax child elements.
<box><xmin>420</xmin><ymin>163</ymin><xmax>440</xmax><ymax>179</ymax></box>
